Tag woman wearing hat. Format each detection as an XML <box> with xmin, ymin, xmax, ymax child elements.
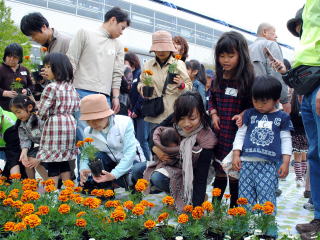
<box><xmin>0</xmin><ymin>43</ymin><xmax>33</xmax><ymax>111</ymax></box>
<box><xmin>137</xmin><ymin>30</ymin><xmax>192</xmax><ymax>137</ymax></box>
<box><xmin>79</xmin><ymin>94</ymin><xmax>145</xmax><ymax>190</ymax></box>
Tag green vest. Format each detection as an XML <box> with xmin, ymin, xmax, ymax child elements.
<box><xmin>0</xmin><ymin>110</ymin><xmax>17</xmax><ymax>148</ymax></box>
<box><xmin>293</xmin><ymin>0</ymin><xmax>320</xmax><ymax>68</ymax></box>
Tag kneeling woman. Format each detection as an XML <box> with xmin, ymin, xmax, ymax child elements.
<box><xmin>79</xmin><ymin>94</ymin><xmax>145</xmax><ymax>190</ymax></box>
<box><xmin>133</xmin><ymin>91</ymin><xmax>217</xmax><ymax>210</ymax></box>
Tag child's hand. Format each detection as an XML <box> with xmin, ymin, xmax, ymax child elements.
<box><xmin>152</xmin><ymin>146</ymin><xmax>171</xmax><ymax>162</ymax></box>
<box><xmin>278</xmin><ymin>162</ymin><xmax>289</xmax><ymax>178</ymax></box>
<box><xmin>232</xmin><ymin>152</ymin><xmax>241</xmax><ymax>171</ymax></box>
<box><xmin>19</xmin><ymin>150</ymin><xmax>29</xmax><ymax>167</ymax></box>
<box><xmin>232</xmin><ymin>114</ymin><xmax>243</xmax><ymax>127</ymax></box>
<box><xmin>80</xmin><ymin>169</ymin><xmax>91</xmax><ymax>186</ymax></box>
<box><xmin>211</xmin><ymin>114</ymin><xmax>220</xmax><ymax>131</ymax></box>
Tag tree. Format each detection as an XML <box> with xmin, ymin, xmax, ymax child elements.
<box><xmin>0</xmin><ymin>0</ymin><xmax>32</xmax><ymax>67</ymax></box>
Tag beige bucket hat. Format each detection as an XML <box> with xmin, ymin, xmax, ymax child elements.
<box><xmin>150</xmin><ymin>30</ymin><xmax>177</xmax><ymax>52</ymax></box>
<box><xmin>80</xmin><ymin>94</ymin><xmax>114</xmax><ymax>121</ymax></box>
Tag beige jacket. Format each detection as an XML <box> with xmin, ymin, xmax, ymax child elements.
<box><xmin>48</xmin><ymin>29</ymin><xmax>71</xmax><ymax>54</ymax></box>
<box><xmin>138</xmin><ymin>56</ymin><xmax>192</xmax><ymax>124</ymax></box>
<box><xmin>67</xmin><ymin>27</ymin><xmax>124</xmax><ymax>95</ymax></box>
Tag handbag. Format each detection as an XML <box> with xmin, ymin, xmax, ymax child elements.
<box><xmin>141</xmin><ymin>75</ymin><xmax>169</xmax><ymax>117</ymax></box>
<box><xmin>282</xmin><ymin>65</ymin><xmax>320</xmax><ymax>95</ymax></box>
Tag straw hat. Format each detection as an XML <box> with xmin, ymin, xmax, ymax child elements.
<box><xmin>80</xmin><ymin>94</ymin><xmax>114</xmax><ymax>121</ymax></box>
<box><xmin>150</xmin><ymin>30</ymin><xmax>177</xmax><ymax>52</ymax></box>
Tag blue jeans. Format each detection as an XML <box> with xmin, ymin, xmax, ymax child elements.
<box><xmin>144</xmin><ymin>121</ymin><xmax>158</xmax><ymax>161</ymax></box>
<box><xmin>301</xmin><ymin>86</ymin><xmax>320</xmax><ymax>219</ymax></box>
<box><xmin>134</xmin><ymin>118</ymin><xmax>150</xmax><ymax>161</ymax></box>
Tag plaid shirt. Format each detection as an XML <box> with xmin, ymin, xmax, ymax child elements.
<box><xmin>36</xmin><ymin>82</ymin><xmax>80</xmax><ymax>162</ymax></box>
<box><xmin>209</xmin><ymin>79</ymin><xmax>252</xmax><ymax>160</ymax></box>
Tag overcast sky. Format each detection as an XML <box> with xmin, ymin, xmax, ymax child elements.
<box><xmin>167</xmin><ymin>0</ymin><xmax>305</xmax><ymax>48</ymax></box>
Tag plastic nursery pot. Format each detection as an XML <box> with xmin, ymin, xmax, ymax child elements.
<box><xmin>167</xmin><ymin>73</ymin><xmax>177</xmax><ymax>84</ymax></box>
<box><xmin>88</xmin><ymin>158</ymin><xmax>104</xmax><ymax>177</ymax></box>
<box><xmin>142</xmin><ymin>86</ymin><xmax>154</xmax><ymax>98</ymax></box>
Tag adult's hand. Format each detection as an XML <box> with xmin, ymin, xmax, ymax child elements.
<box><xmin>112</xmin><ymin>97</ymin><xmax>120</xmax><ymax>114</ymax></box>
<box><xmin>152</xmin><ymin>146</ymin><xmax>171</xmax><ymax>162</ymax></box>
<box><xmin>173</xmin><ymin>74</ymin><xmax>184</xmax><ymax>86</ymax></box>
<box><xmin>3</xmin><ymin>90</ymin><xmax>18</xmax><ymax>98</ymax></box>
<box><xmin>316</xmin><ymin>89</ymin><xmax>320</xmax><ymax>116</ymax></box>
<box><xmin>270</xmin><ymin>59</ymin><xmax>287</xmax><ymax>74</ymax></box>
<box><xmin>79</xmin><ymin>169</ymin><xmax>91</xmax><ymax>186</ymax></box>
<box><xmin>93</xmin><ymin>170</ymin><xmax>116</xmax><ymax>183</ymax></box>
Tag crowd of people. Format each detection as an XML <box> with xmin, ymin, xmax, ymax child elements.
<box><xmin>0</xmin><ymin>1</ymin><xmax>319</xmax><ymax>239</ymax></box>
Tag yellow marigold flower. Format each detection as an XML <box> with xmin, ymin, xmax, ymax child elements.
<box><xmin>157</xmin><ymin>212</ymin><xmax>169</xmax><ymax>223</ymax></box>
<box><xmin>84</xmin><ymin>137</ymin><xmax>94</xmax><ymax>143</ymax></box>
<box><xmin>110</xmin><ymin>210</ymin><xmax>126</xmax><ymax>222</ymax></box>
<box><xmin>45</xmin><ymin>185</ymin><xmax>56</xmax><ymax>193</ymax></box>
<box><xmin>42</xmin><ymin>179</ymin><xmax>55</xmax><ymax>186</ymax></box>
<box><xmin>202</xmin><ymin>201</ymin><xmax>213</xmax><ymax>212</ymax></box>
<box><xmin>22</xmin><ymin>184</ymin><xmax>37</xmax><ymax>191</ymax></box>
<box><xmin>123</xmin><ymin>200</ymin><xmax>134</xmax><ymax>210</ymax></box>
<box><xmin>9</xmin><ymin>173</ymin><xmax>21</xmax><ymax>180</ymax></box>
<box><xmin>83</xmin><ymin>197</ymin><xmax>101</xmax><ymax>209</ymax></box>
<box><xmin>63</xmin><ymin>180</ymin><xmax>75</xmax><ymax>188</ymax></box>
<box><xmin>3</xmin><ymin>221</ymin><xmax>15</xmax><ymax>231</ymax></box>
<box><xmin>23</xmin><ymin>214</ymin><xmax>41</xmax><ymax>228</ymax></box>
<box><xmin>13</xmin><ymin>222</ymin><xmax>26</xmax><ymax>232</ymax></box>
<box><xmin>252</xmin><ymin>204</ymin><xmax>263</xmax><ymax>211</ymax></box>
<box><xmin>175</xmin><ymin>54</ymin><xmax>182</xmax><ymax>60</ymax></box>
<box><xmin>224</xmin><ymin>194</ymin><xmax>231</xmax><ymax>199</ymax></box>
<box><xmin>177</xmin><ymin>214</ymin><xmax>189</xmax><ymax>224</ymax></box>
<box><xmin>162</xmin><ymin>196</ymin><xmax>174</xmax><ymax>205</ymax></box>
<box><xmin>236</xmin><ymin>197</ymin><xmax>248</xmax><ymax>205</ymax></box>
<box><xmin>192</xmin><ymin>206</ymin><xmax>204</xmax><ymax>220</ymax></box>
<box><xmin>263</xmin><ymin>205</ymin><xmax>274</xmax><ymax>215</ymax></box>
<box><xmin>76</xmin><ymin>211</ymin><xmax>86</xmax><ymax>217</ymax></box>
<box><xmin>144</xmin><ymin>219</ymin><xmax>156</xmax><ymax>229</ymax></box>
<box><xmin>0</xmin><ymin>191</ymin><xmax>6</xmax><ymax>199</ymax></box>
<box><xmin>74</xmin><ymin>186</ymin><xmax>83</xmax><ymax>193</ymax></box>
<box><xmin>183</xmin><ymin>205</ymin><xmax>193</xmax><ymax>213</ymax></box>
<box><xmin>212</xmin><ymin>188</ymin><xmax>221</xmax><ymax>197</ymax></box>
<box><xmin>76</xmin><ymin>218</ymin><xmax>87</xmax><ymax>228</ymax></box>
<box><xmin>143</xmin><ymin>70</ymin><xmax>153</xmax><ymax>76</ymax></box>
<box><xmin>132</xmin><ymin>204</ymin><xmax>145</xmax><ymax>216</ymax></box>
<box><xmin>20</xmin><ymin>203</ymin><xmax>35</xmax><ymax>215</ymax></box>
<box><xmin>12</xmin><ymin>200</ymin><xmax>23</xmax><ymax>208</ymax></box>
<box><xmin>58</xmin><ymin>204</ymin><xmax>70</xmax><ymax>214</ymax></box>
<box><xmin>3</xmin><ymin>198</ymin><xmax>14</xmax><ymax>206</ymax></box>
<box><xmin>37</xmin><ymin>206</ymin><xmax>49</xmax><ymax>215</ymax></box>
<box><xmin>104</xmin><ymin>189</ymin><xmax>115</xmax><ymax>198</ymax></box>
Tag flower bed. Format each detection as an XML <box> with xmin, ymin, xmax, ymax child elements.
<box><xmin>0</xmin><ymin>175</ymin><xmax>298</xmax><ymax>240</ymax></box>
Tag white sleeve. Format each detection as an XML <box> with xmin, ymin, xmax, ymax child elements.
<box><xmin>280</xmin><ymin>130</ymin><xmax>292</xmax><ymax>155</ymax></box>
<box><xmin>233</xmin><ymin>124</ymin><xmax>248</xmax><ymax>150</ymax></box>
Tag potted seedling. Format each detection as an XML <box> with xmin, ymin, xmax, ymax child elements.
<box><xmin>167</xmin><ymin>54</ymin><xmax>182</xmax><ymax>84</ymax></box>
<box><xmin>142</xmin><ymin>69</ymin><xmax>154</xmax><ymax>97</ymax></box>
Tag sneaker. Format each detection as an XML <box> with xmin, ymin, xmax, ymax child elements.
<box><xmin>297</xmin><ymin>179</ymin><xmax>305</xmax><ymax>187</ymax></box>
<box><xmin>300</xmin><ymin>231</ymin><xmax>320</xmax><ymax>240</ymax></box>
<box><xmin>296</xmin><ymin>219</ymin><xmax>320</xmax><ymax>234</ymax></box>
<box><xmin>304</xmin><ymin>191</ymin><xmax>311</xmax><ymax>198</ymax></box>
<box><xmin>303</xmin><ymin>203</ymin><xmax>315</xmax><ymax>211</ymax></box>
<box><xmin>276</xmin><ymin>189</ymin><xmax>282</xmax><ymax>197</ymax></box>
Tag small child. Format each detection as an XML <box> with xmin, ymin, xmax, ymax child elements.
<box><xmin>160</xmin><ymin>127</ymin><xmax>181</xmax><ymax>148</ymax></box>
<box><xmin>37</xmin><ymin>53</ymin><xmax>80</xmax><ymax>187</ymax></box>
<box><xmin>186</xmin><ymin>60</ymin><xmax>206</xmax><ymax>107</ymax></box>
<box><xmin>10</xmin><ymin>95</ymin><xmax>48</xmax><ymax>179</ymax></box>
<box><xmin>232</xmin><ymin>75</ymin><xmax>293</xmax><ymax>210</ymax></box>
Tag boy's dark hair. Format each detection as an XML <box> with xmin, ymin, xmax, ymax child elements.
<box><xmin>252</xmin><ymin>75</ymin><xmax>282</xmax><ymax>101</ymax></box>
<box><xmin>174</xmin><ymin>91</ymin><xmax>211</xmax><ymax>129</ymax></box>
<box><xmin>43</xmin><ymin>53</ymin><xmax>73</xmax><ymax>83</ymax></box>
<box><xmin>214</xmin><ymin>31</ymin><xmax>255</xmax><ymax>97</ymax></box>
<box><xmin>185</xmin><ymin>59</ymin><xmax>207</xmax><ymax>85</ymax></box>
<box><xmin>20</xmin><ymin>12</ymin><xmax>49</xmax><ymax>36</ymax></box>
<box><xmin>3</xmin><ymin>43</ymin><xmax>23</xmax><ymax>64</ymax></box>
<box><xmin>124</xmin><ymin>52</ymin><xmax>141</xmax><ymax>70</ymax></box>
<box><xmin>104</xmin><ymin>7</ymin><xmax>130</xmax><ymax>26</ymax></box>
<box><xmin>10</xmin><ymin>95</ymin><xmax>38</xmax><ymax>129</ymax></box>
<box><xmin>160</xmin><ymin>128</ymin><xmax>181</xmax><ymax>147</ymax></box>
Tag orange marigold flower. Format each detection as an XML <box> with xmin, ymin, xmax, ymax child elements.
<box><xmin>148</xmin><ymin>201</ymin><xmax>155</xmax><ymax>208</ymax></box>
<box><xmin>132</xmin><ymin>204</ymin><xmax>145</xmax><ymax>216</ymax></box>
<box><xmin>3</xmin><ymin>221</ymin><xmax>15</xmax><ymax>231</ymax></box>
<box><xmin>157</xmin><ymin>212</ymin><xmax>169</xmax><ymax>223</ymax></box>
<box><xmin>3</xmin><ymin>198</ymin><xmax>14</xmax><ymax>206</ymax></box>
<box><xmin>212</xmin><ymin>188</ymin><xmax>221</xmax><ymax>197</ymax></box>
<box><xmin>236</xmin><ymin>207</ymin><xmax>247</xmax><ymax>216</ymax></box>
<box><xmin>42</xmin><ymin>179</ymin><xmax>55</xmax><ymax>186</ymax></box>
<box><xmin>58</xmin><ymin>195</ymin><xmax>69</xmax><ymax>202</ymax></box>
<box><xmin>13</xmin><ymin>222</ymin><xmax>26</xmax><ymax>232</ymax></box>
<box><xmin>252</xmin><ymin>204</ymin><xmax>263</xmax><ymax>211</ymax></box>
<box><xmin>143</xmin><ymin>70</ymin><xmax>153</xmax><ymax>76</ymax></box>
<box><xmin>76</xmin><ymin>141</ymin><xmax>85</xmax><ymax>147</ymax></box>
<box><xmin>0</xmin><ymin>191</ymin><xmax>6</xmax><ymax>199</ymax></box>
<box><xmin>84</xmin><ymin>137</ymin><xmax>94</xmax><ymax>143</ymax></box>
<box><xmin>76</xmin><ymin>218</ymin><xmax>87</xmax><ymax>228</ymax></box>
<box><xmin>24</xmin><ymin>56</ymin><xmax>30</xmax><ymax>60</ymax></box>
<box><xmin>162</xmin><ymin>196</ymin><xmax>175</xmax><ymax>205</ymax></box>
<box><xmin>140</xmin><ymin>200</ymin><xmax>150</xmax><ymax>207</ymax></box>
<box><xmin>91</xmin><ymin>189</ymin><xmax>105</xmax><ymax>197</ymax></box>
<box><xmin>12</xmin><ymin>200</ymin><xmax>23</xmax><ymax>208</ymax></box>
<box><xmin>22</xmin><ymin>184</ymin><xmax>37</xmax><ymax>191</ymax></box>
<box><xmin>236</xmin><ymin>198</ymin><xmax>248</xmax><ymax>205</ymax></box>
<box><xmin>58</xmin><ymin>204</ymin><xmax>70</xmax><ymax>214</ymax></box>
<box><xmin>37</xmin><ymin>206</ymin><xmax>49</xmax><ymax>215</ymax></box>
<box><xmin>175</xmin><ymin>54</ymin><xmax>182</xmax><ymax>60</ymax></box>
<box><xmin>192</xmin><ymin>206</ymin><xmax>204</xmax><ymax>220</ymax></box>
<box><xmin>8</xmin><ymin>189</ymin><xmax>19</xmax><ymax>199</ymax></box>
<box><xmin>23</xmin><ymin>214</ymin><xmax>41</xmax><ymax>228</ymax></box>
<box><xmin>104</xmin><ymin>189</ymin><xmax>115</xmax><ymax>198</ymax></box>
<box><xmin>262</xmin><ymin>205</ymin><xmax>274</xmax><ymax>215</ymax></box>
<box><xmin>183</xmin><ymin>205</ymin><xmax>193</xmax><ymax>213</ymax></box>
<box><xmin>70</xmin><ymin>193</ymin><xmax>80</xmax><ymax>200</ymax></box>
<box><xmin>144</xmin><ymin>219</ymin><xmax>156</xmax><ymax>229</ymax></box>
<box><xmin>135</xmin><ymin>179</ymin><xmax>149</xmax><ymax>192</ymax></box>
<box><xmin>177</xmin><ymin>214</ymin><xmax>189</xmax><ymax>224</ymax></box>
<box><xmin>21</xmin><ymin>190</ymin><xmax>40</xmax><ymax>201</ymax></box>
<box><xmin>83</xmin><ymin>197</ymin><xmax>101</xmax><ymax>209</ymax></box>
<box><xmin>45</xmin><ymin>185</ymin><xmax>56</xmax><ymax>193</ymax></box>
<box><xmin>202</xmin><ymin>201</ymin><xmax>213</xmax><ymax>212</ymax></box>
<box><xmin>224</xmin><ymin>194</ymin><xmax>231</xmax><ymax>199</ymax></box>
<box><xmin>123</xmin><ymin>200</ymin><xmax>134</xmax><ymax>210</ymax></box>
<box><xmin>9</xmin><ymin>173</ymin><xmax>21</xmax><ymax>180</ymax></box>
<box><xmin>264</xmin><ymin>201</ymin><xmax>275</xmax><ymax>208</ymax></box>
<box><xmin>41</xmin><ymin>47</ymin><xmax>47</xmax><ymax>52</ymax></box>
<box><xmin>110</xmin><ymin>210</ymin><xmax>126</xmax><ymax>222</ymax></box>
<box><xmin>73</xmin><ymin>196</ymin><xmax>84</xmax><ymax>204</ymax></box>
<box><xmin>15</xmin><ymin>77</ymin><xmax>22</xmax><ymax>82</ymax></box>
<box><xmin>20</xmin><ymin>203</ymin><xmax>35</xmax><ymax>215</ymax></box>
<box><xmin>22</xmin><ymin>178</ymin><xmax>38</xmax><ymax>186</ymax></box>
<box><xmin>76</xmin><ymin>211</ymin><xmax>86</xmax><ymax>217</ymax></box>
<box><xmin>124</xmin><ymin>47</ymin><xmax>129</xmax><ymax>52</ymax></box>
<box><xmin>227</xmin><ymin>207</ymin><xmax>237</xmax><ymax>216</ymax></box>
<box><xmin>63</xmin><ymin>180</ymin><xmax>75</xmax><ymax>188</ymax></box>
<box><xmin>74</xmin><ymin>186</ymin><xmax>83</xmax><ymax>193</ymax></box>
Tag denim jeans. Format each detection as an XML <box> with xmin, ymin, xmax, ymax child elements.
<box><xmin>133</xmin><ymin>118</ymin><xmax>150</xmax><ymax>161</ymax></box>
<box><xmin>144</xmin><ymin>121</ymin><xmax>158</xmax><ymax>161</ymax></box>
<box><xmin>131</xmin><ymin>161</ymin><xmax>170</xmax><ymax>192</ymax></box>
<box><xmin>301</xmin><ymin>86</ymin><xmax>320</xmax><ymax>219</ymax></box>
